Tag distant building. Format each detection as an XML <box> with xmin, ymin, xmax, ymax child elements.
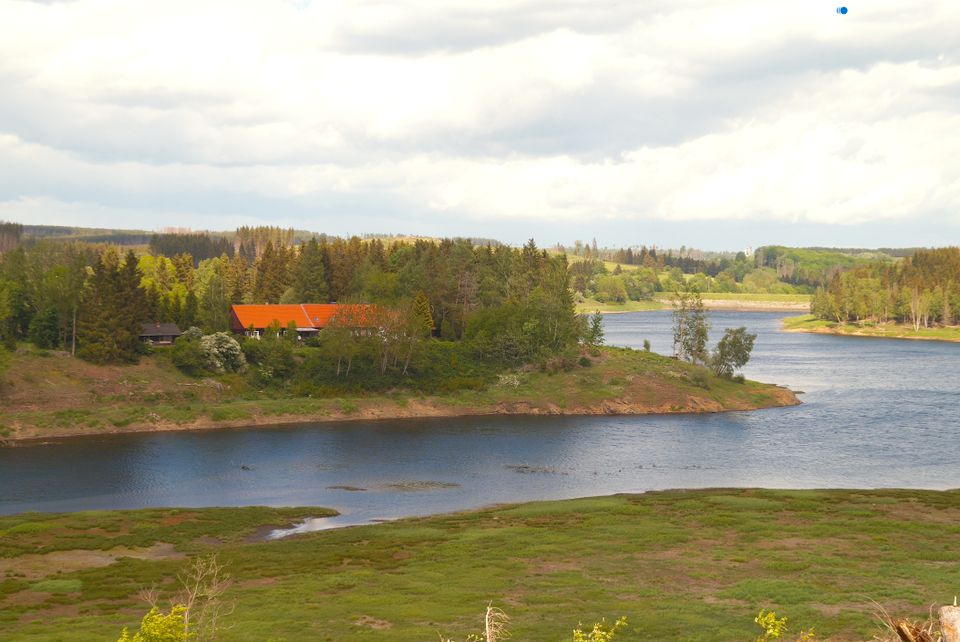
<box><xmin>139</xmin><ymin>322</ymin><xmax>182</xmax><ymax>346</ymax></box>
<box><xmin>229</xmin><ymin>304</ymin><xmax>376</xmax><ymax>339</ymax></box>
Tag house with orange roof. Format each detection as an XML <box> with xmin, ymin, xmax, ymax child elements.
<box><xmin>229</xmin><ymin>304</ymin><xmax>376</xmax><ymax>339</ymax></box>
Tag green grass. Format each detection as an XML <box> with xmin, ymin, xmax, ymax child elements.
<box><xmin>575</xmin><ymin>293</ymin><xmax>811</xmax><ymax>314</ymax></box>
<box><xmin>4</xmin><ymin>346</ymin><xmax>794</xmax><ymax>442</ymax></box>
<box><xmin>1</xmin><ymin>490</ymin><xmax>958</xmax><ymax>641</ymax></box>
<box><xmin>783</xmin><ymin>314</ymin><xmax>960</xmax><ymax>342</ymax></box>
<box><xmin>575</xmin><ymin>298</ymin><xmax>665</xmax><ymax>313</ymax></box>
<box><xmin>654</xmin><ymin>292</ymin><xmax>812</xmax><ymax>303</ymax></box>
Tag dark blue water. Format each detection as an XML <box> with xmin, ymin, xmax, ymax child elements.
<box><xmin>2</xmin><ymin>312</ymin><xmax>958</xmax><ymax>529</ymax></box>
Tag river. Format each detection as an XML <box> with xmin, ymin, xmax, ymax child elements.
<box><xmin>2</xmin><ymin>311</ymin><xmax>958</xmax><ymax>530</ymax></box>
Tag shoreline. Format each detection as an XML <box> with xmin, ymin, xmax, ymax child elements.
<box><xmin>782</xmin><ymin>315</ymin><xmax>960</xmax><ymax>343</ymax></box>
<box><xmin>1</xmin><ymin>385</ymin><xmax>800</xmax><ymax>446</ymax></box>
<box><xmin>580</xmin><ymin>300</ymin><xmax>810</xmax><ymax>314</ymax></box>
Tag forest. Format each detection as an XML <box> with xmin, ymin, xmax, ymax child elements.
<box><xmin>810</xmin><ymin>247</ymin><xmax>960</xmax><ymax>329</ymax></box>
<box><xmin>0</xmin><ymin>224</ymin><xmax>584</xmax><ymax>394</ymax></box>
<box><xmin>2</xmin><ymin>220</ymin><xmax>956</xmax><ymax>392</ymax></box>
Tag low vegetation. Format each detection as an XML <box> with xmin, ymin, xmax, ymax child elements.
<box><xmin>2</xmin><ymin>489</ymin><xmax>958</xmax><ymax>640</ymax></box>
<box><xmin>0</xmin><ymin>341</ymin><xmax>795</xmax><ymax>442</ymax></box>
<box><xmin>783</xmin><ymin>314</ymin><xmax>960</xmax><ymax>343</ymax></box>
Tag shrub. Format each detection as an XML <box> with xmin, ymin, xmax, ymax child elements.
<box><xmin>690</xmin><ymin>369</ymin><xmax>710</xmax><ymax>389</ymax></box>
<box><xmin>578</xmin><ymin>356</ymin><xmax>592</xmax><ymax>367</ymax></box>
<box><xmin>117</xmin><ymin>605</ymin><xmax>190</xmax><ymax>642</ymax></box>
<box><xmin>243</xmin><ymin>338</ymin><xmax>294</xmax><ymax>384</ymax></box>
<box><xmin>200</xmin><ymin>333</ymin><xmax>246</xmax><ymax>373</ymax></box>
<box><xmin>171</xmin><ymin>336</ymin><xmax>206</xmax><ymax>376</ymax></box>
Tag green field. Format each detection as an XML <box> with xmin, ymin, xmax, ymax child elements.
<box><xmin>2</xmin><ymin>489</ymin><xmax>958</xmax><ymax>641</ymax></box>
<box><xmin>575</xmin><ymin>293</ymin><xmax>811</xmax><ymax>314</ymax></box>
<box><xmin>575</xmin><ymin>298</ymin><xmax>664</xmax><ymax>313</ymax></box>
<box><xmin>783</xmin><ymin>314</ymin><xmax>960</xmax><ymax>342</ymax></box>
<box><xmin>654</xmin><ymin>292</ymin><xmax>812</xmax><ymax>303</ymax></box>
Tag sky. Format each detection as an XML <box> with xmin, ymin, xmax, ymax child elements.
<box><xmin>1</xmin><ymin>0</ymin><xmax>958</xmax><ymax>250</ymax></box>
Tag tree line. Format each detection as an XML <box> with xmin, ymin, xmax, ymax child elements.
<box><xmin>0</xmin><ymin>232</ymin><xmax>585</xmax><ymax>386</ymax></box>
<box><xmin>811</xmin><ymin>247</ymin><xmax>960</xmax><ymax>329</ymax></box>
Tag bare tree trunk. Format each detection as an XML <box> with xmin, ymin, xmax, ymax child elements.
<box><xmin>940</xmin><ymin>605</ymin><xmax>960</xmax><ymax>642</ymax></box>
<box><xmin>402</xmin><ymin>341</ymin><xmax>414</xmax><ymax>375</ymax></box>
<box><xmin>71</xmin><ymin>304</ymin><xmax>77</xmax><ymax>356</ymax></box>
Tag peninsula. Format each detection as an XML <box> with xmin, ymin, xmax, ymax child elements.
<box><xmin>0</xmin><ymin>345</ymin><xmax>798</xmax><ymax>444</ymax></box>
<box><xmin>783</xmin><ymin>314</ymin><xmax>960</xmax><ymax>343</ymax></box>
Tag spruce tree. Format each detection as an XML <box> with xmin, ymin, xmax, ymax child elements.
<box><xmin>77</xmin><ymin>250</ymin><xmax>148</xmax><ymax>364</ymax></box>
<box><xmin>412</xmin><ymin>291</ymin><xmax>434</xmax><ymax>336</ymax></box>
<box><xmin>183</xmin><ymin>290</ymin><xmax>199</xmax><ymax>329</ymax></box>
<box><xmin>254</xmin><ymin>242</ymin><xmax>288</xmax><ymax>303</ymax></box>
<box><xmin>293</xmin><ymin>238</ymin><xmax>329</xmax><ymax>302</ymax></box>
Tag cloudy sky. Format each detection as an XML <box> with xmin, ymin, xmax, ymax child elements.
<box><xmin>1</xmin><ymin>0</ymin><xmax>958</xmax><ymax>249</ymax></box>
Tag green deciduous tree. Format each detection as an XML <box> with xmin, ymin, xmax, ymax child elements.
<box><xmin>711</xmin><ymin>326</ymin><xmax>757</xmax><ymax>378</ymax></box>
<box><xmin>28</xmin><ymin>306</ymin><xmax>60</xmax><ymax>348</ymax></box>
<box><xmin>198</xmin><ymin>274</ymin><xmax>230</xmax><ymax>333</ymax></box>
<box><xmin>672</xmin><ymin>289</ymin><xmax>709</xmax><ymax>364</ymax></box>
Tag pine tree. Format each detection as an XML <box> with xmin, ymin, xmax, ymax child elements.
<box><xmin>293</xmin><ymin>238</ymin><xmax>329</xmax><ymax>302</ymax></box>
<box><xmin>183</xmin><ymin>290</ymin><xmax>199</xmax><ymax>328</ymax></box>
<box><xmin>77</xmin><ymin>250</ymin><xmax>148</xmax><ymax>364</ymax></box>
<box><xmin>254</xmin><ymin>242</ymin><xmax>289</xmax><ymax>303</ymax></box>
<box><xmin>412</xmin><ymin>291</ymin><xmax>434</xmax><ymax>336</ymax></box>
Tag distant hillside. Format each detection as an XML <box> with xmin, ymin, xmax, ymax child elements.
<box><xmin>22</xmin><ymin>224</ymin><xmax>153</xmax><ymax>246</ymax></box>
<box><xmin>755</xmin><ymin>245</ymin><xmax>903</xmax><ymax>286</ymax></box>
<box><xmin>15</xmin><ymin>224</ymin><xmax>502</xmax><ymax>249</ymax></box>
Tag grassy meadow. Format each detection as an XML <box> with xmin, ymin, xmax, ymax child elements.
<box><xmin>2</xmin><ymin>489</ymin><xmax>959</xmax><ymax>641</ymax></box>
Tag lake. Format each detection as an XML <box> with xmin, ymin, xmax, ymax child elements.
<box><xmin>2</xmin><ymin>311</ymin><xmax>958</xmax><ymax>530</ymax></box>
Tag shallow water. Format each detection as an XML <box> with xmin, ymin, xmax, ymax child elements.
<box><xmin>2</xmin><ymin>311</ymin><xmax>958</xmax><ymax>528</ymax></box>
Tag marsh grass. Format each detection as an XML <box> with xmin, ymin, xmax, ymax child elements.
<box><xmin>1</xmin><ymin>490</ymin><xmax>958</xmax><ymax>641</ymax></box>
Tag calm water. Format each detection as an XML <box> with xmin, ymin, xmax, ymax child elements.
<box><xmin>2</xmin><ymin>311</ymin><xmax>958</xmax><ymax>529</ymax></box>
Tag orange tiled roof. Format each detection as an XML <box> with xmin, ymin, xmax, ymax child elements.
<box><xmin>230</xmin><ymin>304</ymin><xmax>375</xmax><ymax>330</ymax></box>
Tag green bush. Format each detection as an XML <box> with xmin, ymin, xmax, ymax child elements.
<box><xmin>690</xmin><ymin>369</ymin><xmax>710</xmax><ymax>389</ymax></box>
<box><xmin>170</xmin><ymin>335</ymin><xmax>206</xmax><ymax>376</ymax></box>
<box><xmin>243</xmin><ymin>338</ymin><xmax>295</xmax><ymax>384</ymax></box>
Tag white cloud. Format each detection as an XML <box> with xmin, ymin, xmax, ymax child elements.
<box><xmin>1</xmin><ymin>0</ymin><xmax>958</xmax><ymax>244</ymax></box>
